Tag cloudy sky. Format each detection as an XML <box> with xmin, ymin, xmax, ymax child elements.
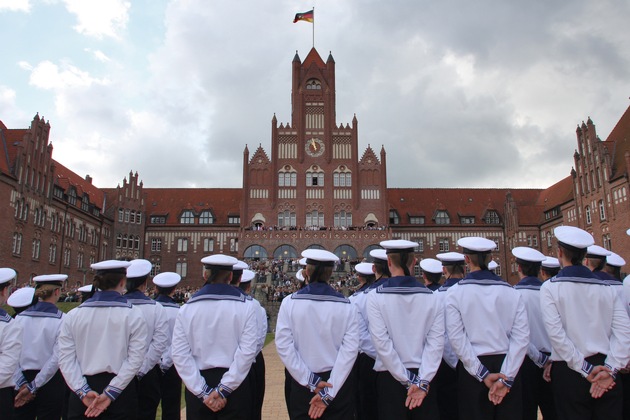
<box><xmin>1</xmin><ymin>0</ymin><xmax>629</xmax><ymax>190</ymax></box>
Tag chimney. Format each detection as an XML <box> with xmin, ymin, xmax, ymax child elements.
<box><xmin>85</xmin><ymin>175</ymin><xmax>92</xmax><ymax>184</ymax></box>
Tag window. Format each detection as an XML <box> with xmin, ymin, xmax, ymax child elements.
<box><xmin>130</xmin><ymin>211</ymin><xmax>136</xmax><ymax>224</ymax></box>
<box><xmin>278</xmin><ymin>171</ymin><xmax>297</xmax><ymax>187</ymax></box>
<box><xmin>409</xmin><ymin>216</ymin><xmax>425</xmax><ymax>225</ymax></box>
<box><xmin>533</xmin><ymin>236</ymin><xmax>538</xmax><ymax>247</ymax></box>
<box><xmin>151</xmin><ymin>238</ymin><xmax>162</xmax><ymax>252</ymax></box>
<box><xmin>389</xmin><ymin>210</ymin><xmax>400</xmax><ymax>225</ymax></box>
<box><xmin>77</xmin><ymin>252</ymin><xmax>84</xmax><ymax>269</ymax></box>
<box><xmin>495</xmin><ymin>264</ymin><xmax>502</xmax><ymax>276</ymax></box>
<box><xmin>585</xmin><ymin>206</ymin><xmax>592</xmax><ymax>225</ymax></box>
<box><xmin>306</xmin><ymin>79</ymin><xmax>321</xmax><ymax>89</ymax></box>
<box><xmin>278</xmin><ymin>211</ymin><xmax>296</xmax><ymax>228</ymax></box>
<box><xmin>306</xmin><ymin>172</ymin><xmax>324</xmax><ymax>186</ymax></box>
<box><xmin>603</xmin><ymin>234</ymin><xmax>612</xmax><ymax>250</ymax></box>
<box><xmin>199</xmin><ymin>211</ymin><xmax>214</xmax><ymax>224</ymax></box>
<box><xmin>122</xmin><ymin>235</ymin><xmax>128</xmax><ymax>249</ymax></box>
<box><xmin>32</xmin><ymin>239</ymin><xmax>41</xmax><ymax>260</ymax></box>
<box><xmin>48</xmin><ymin>244</ymin><xmax>57</xmax><ymax>264</ymax></box>
<box><xmin>116</xmin><ymin>234</ymin><xmax>122</xmax><ymax>248</ymax></box>
<box><xmin>134</xmin><ymin>236</ymin><xmax>140</xmax><ymax>250</ymax></box>
<box><xmin>434</xmin><ymin>211</ymin><xmax>450</xmax><ymax>225</ymax></box>
<box><xmin>177</xmin><ymin>238</ymin><xmax>188</xmax><ymax>253</ymax></box>
<box><xmin>438</xmin><ymin>238</ymin><xmax>450</xmax><ymax>252</ymax></box>
<box><xmin>136</xmin><ymin>212</ymin><xmax>142</xmax><ymax>224</ymax></box>
<box><xmin>492</xmin><ymin>239</ymin><xmax>500</xmax><ymax>251</ymax></box>
<box><xmin>306</xmin><ymin>211</ymin><xmax>324</xmax><ymax>227</ymax></box>
<box><xmin>527</xmin><ymin>236</ymin><xmax>532</xmax><ymax>246</ymax></box>
<box><xmin>598</xmin><ymin>200</ymin><xmax>606</xmax><ymax>221</ymax></box>
<box><xmin>334</xmin><ymin>211</ymin><xmax>352</xmax><ymax>228</ymax></box>
<box><xmin>81</xmin><ymin>195</ymin><xmax>89</xmax><ymax>212</ymax></box>
<box><xmin>124</xmin><ymin>210</ymin><xmax>130</xmax><ymax>222</ymax></box>
<box><xmin>176</xmin><ymin>262</ymin><xmax>188</xmax><ymax>278</ymax></box>
<box><xmin>63</xmin><ymin>248</ymin><xmax>71</xmax><ymax>267</ymax></box>
<box><xmin>68</xmin><ymin>189</ymin><xmax>76</xmax><ymax>206</ymax></box>
<box><xmin>229</xmin><ymin>238</ymin><xmax>238</xmax><ymax>252</ymax></box>
<box><xmin>484</xmin><ymin>211</ymin><xmax>500</xmax><ymax>224</ymax></box>
<box><xmin>150</xmin><ymin>260</ymin><xmax>161</xmax><ymax>276</ymax></box>
<box><xmin>150</xmin><ymin>216</ymin><xmax>166</xmax><ymax>224</ymax></box>
<box><xmin>203</xmin><ymin>238</ymin><xmax>214</xmax><ymax>253</ymax></box>
<box><xmin>412</xmin><ymin>238</ymin><xmax>424</xmax><ymax>253</ymax></box>
<box><xmin>544</xmin><ymin>208</ymin><xmax>559</xmax><ymax>220</ymax></box>
<box><xmin>228</xmin><ymin>215</ymin><xmax>240</xmax><ymax>224</ymax></box>
<box><xmin>547</xmin><ymin>232</ymin><xmax>552</xmax><ymax>247</ymax></box>
<box><xmin>180</xmin><ymin>210</ymin><xmax>195</xmax><ymax>224</ymax></box>
<box><xmin>460</xmin><ymin>216</ymin><xmax>475</xmax><ymax>224</ymax></box>
<box><xmin>333</xmin><ymin>172</ymin><xmax>352</xmax><ymax>187</ymax></box>
<box><xmin>12</xmin><ymin>233</ymin><xmax>22</xmax><ymax>255</ymax></box>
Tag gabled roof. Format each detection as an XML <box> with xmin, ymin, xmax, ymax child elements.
<box><xmin>0</xmin><ymin>126</ymin><xmax>28</xmax><ymax>176</ymax></box>
<box><xmin>359</xmin><ymin>146</ymin><xmax>380</xmax><ymax>165</ymax></box>
<box><xmin>302</xmin><ymin>48</ymin><xmax>325</xmax><ymax>69</ymax></box>
<box><xmin>53</xmin><ymin>160</ymin><xmax>105</xmax><ymax>208</ymax></box>
<box><xmin>606</xmin><ymin>105</ymin><xmax>630</xmax><ymax>180</ymax></box>
<box><xmin>388</xmin><ymin>188</ymin><xmax>541</xmax><ymax>226</ymax></box>
<box><xmin>249</xmin><ymin>145</ymin><xmax>270</xmax><ymax>165</ymax></box>
<box><xmin>144</xmin><ymin>188</ymin><xmax>242</xmax><ymax>225</ymax></box>
<box><xmin>535</xmin><ymin>175</ymin><xmax>574</xmax><ymax>209</ymax></box>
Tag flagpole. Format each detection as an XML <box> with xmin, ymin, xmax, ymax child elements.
<box><xmin>312</xmin><ymin>6</ymin><xmax>315</xmax><ymax>48</ymax></box>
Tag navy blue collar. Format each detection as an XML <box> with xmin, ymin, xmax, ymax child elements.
<box><xmin>592</xmin><ymin>270</ymin><xmax>617</xmax><ymax>281</ymax></box>
<box><xmin>155</xmin><ymin>294</ymin><xmax>178</xmax><ymax>305</ymax></box>
<box><xmin>377</xmin><ymin>275</ymin><xmax>432</xmax><ymax>294</ymax></box>
<box><xmin>354</xmin><ymin>283</ymin><xmax>370</xmax><ymax>295</ymax></box>
<box><xmin>81</xmin><ymin>291</ymin><xmax>131</xmax><ymax>308</ymax></box>
<box><xmin>551</xmin><ymin>265</ymin><xmax>607</xmax><ymax>285</ymax></box>
<box><xmin>187</xmin><ymin>283</ymin><xmax>246</xmax><ymax>304</ymax></box>
<box><xmin>124</xmin><ymin>290</ymin><xmax>151</xmax><ymax>301</ymax></box>
<box><xmin>368</xmin><ymin>277</ymin><xmax>389</xmax><ymax>290</ymax></box>
<box><xmin>427</xmin><ymin>283</ymin><xmax>441</xmax><ymax>291</ymax></box>
<box><xmin>0</xmin><ymin>308</ymin><xmax>10</xmax><ymax>322</ymax></box>
<box><xmin>516</xmin><ymin>276</ymin><xmax>543</xmax><ymax>287</ymax></box>
<box><xmin>293</xmin><ymin>282</ymin><xmax>349</xmax><ymax>303</ymax></box>
<box><xmin>438</xmin><ymin>277</ymin><xmax>462</xmax><ymax>292</ymax></box>
<box><xmin>459</xmin><ymin>270</ymin><xmax>511</xmax><ymax>286</ymax></box>
<box><xmin>21</xmin><ymin>301</ymin><xmax>62</xmax><ymax>318</ymax></box>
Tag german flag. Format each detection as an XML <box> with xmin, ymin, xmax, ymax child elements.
<box><xmin>293</xmin><ymin>9</ymin><xmax>314</xmax><ymax>23</ymax></box>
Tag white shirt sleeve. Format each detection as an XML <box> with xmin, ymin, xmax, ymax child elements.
<box><xmin>325</xmin><ymin>305</ymin><xmax>359</xmax><ymax>399</ymax></box>
<box><xmin>139</xmin><ymin>303</ymin><xmax>169</xmax><ymax>376</ymax></box>
<box><xmin>500</xmin><ymin>295</ymin><xmax>529</xmax><ymax>381</ymax></box>
<box><xmin>275</xmin><ymin>298</ymin><xmax>314</xmax><ymax>388</ymax></box>
<box><xmin>0</xmin><ymin>319</ymin><xmax>22</xmax><ymax>388</ymax></box>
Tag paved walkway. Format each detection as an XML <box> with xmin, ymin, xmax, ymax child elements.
<box><xmin>261</xmin><ymin>340</ymin><xmax>290</xmax><ymax>420</ymax></box>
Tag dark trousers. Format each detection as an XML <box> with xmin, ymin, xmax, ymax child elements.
<box><xmin>551</xmin><ymin>353</ymin><xmax>623</xmax><ymax>420</ymax></box>
<box><xmin>67</xmin><ymin>372</ymin><xmax>138</xmax><ymax>420</ymax></box>
<box><xmin>14</xmin><ymin>370</ymin><xmax>67</xmax><ymax>420</ymax></box>
<box><xmin>457</xmin><ymin>354</ymin><xmax>523</xmax><ymax>420</ymax></box>
<box><xmin>376</xmin><ymin>369</ymin><xmax>438</xmax><ymax>420</ymax></box>
<box><xmin>158</xmin><ymin>366</ymin><xmax>182</xmax><ymax>420</ymax></box>
<box><xmin>433</xmin><ymin>359</ymin><xmax>458</xmax><ymax>420</ymax></box>
<box><xmin>622</xmin><ymin>372</ymin><xmax>630</xmax><ymax>420</ymax></box>
<box><xmin>250</xmin><ymin>352</ymin><xmax>265</xmax><ymax>420</ymax></box>
<box><xmin>284</xmin><ymin>369</ymin><xmax>291</xmax><ymax>415</ymax></box>
<box><xmin>354</xmin><ymin>353</ymin><xmax>378</xmax><ymax>420</ymax></box>
<box><xmin>0</xmin><ymin>386</ymin><xmax>14</xmax><ymax>419</ymax></box>
<box><xmin>519</xmin><ymin>357</ymin><xmax>555</xmax><ymax>420</ymax></box>
<box><xmin>287</xmin><ymin>369</ymin><xmax>356</xmax><ymax>420</ymax></box>
<box><xmin>184</xmin><ymin>367</ymin><xmax>252</xmax><ymax>420</ymax></box>
<box><xmin>137</xmin><ymin>365</ymin><xmax>161</xmax><ymax>420</ymax></box>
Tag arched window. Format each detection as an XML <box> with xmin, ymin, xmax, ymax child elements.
<box><xmin>334</xmin><ymin>211</ymin><xmax>352</xmax><ymax>227</ymax></box>
<box><xmin>305</xmin><ymin>79</ymin><xmax>321</xmax><ymax>90</ymax></box>
<box><xmin>334</xmin><ymin>245</ymin><xmax>357</xmax><ymax>260</ymax></box>
<box><xmin>278</xmin><ymin>166</ymin><xmax>297</xmax><ymax>187</ymax></box>
<box><xmin>585</xmin><ymin>206</ymin><xmax>592</xmax><ymax>225</ymax></box>
<box><xmin>306</xmin><ymin>165</ymin><xmax>324</xmax><ymax>187</ymax></box>
<box><xmin>274</xmin><ymin>245</ymin><xmax>299</xmax><ymax>259</ymax></box>
<box><xmin>278</xmin><ymin>210</ymin><xmax>296</xmax><ymax>228</ymax></box>
<box><xmin>598</xmin><ymin>200</ymin><xmax>606</xmax><ymax>221</ymax></box>
<box><xmin>244</xmin><ymin>245</ymin><xmax>268</xmax><ymax>259</ymax></box>
<box><xmin>363</xmin><ymin>244</ymin><xmax>381</xmax><ymax>260</ymax></box>
<box><xmin>333</xmin><ymin>166</ymin><xmax>352</xmax><ymax>187</ymax></box>
<box><xmin>180</xmin><ymin>210</ymin><xmax>195</xmax><ymax>224</ymax></box>
<box><xmin>306</xmin><ymin>210</ymin><xmax>324</xmax><ymax>227</ymax></box>
<box><xmin>434</xmin><ymin>210</ymin><xmax>450</xmax><ymax>225</ymax></box>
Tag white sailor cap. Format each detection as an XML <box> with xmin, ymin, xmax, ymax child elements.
<box><xmin>542</xmin><ymin>257</ymin><xmax>560</xmax><ymax>269</ymax></box>
<box><xmin>512</xmin><ymin>247</ymin><xmax>546</xmax><ymax>263</ymax></box>
<box><xmin>126</xmin><ymin>259</ymin><xmax>153</xmax><ymax>278</ymax></box>
<box><xmin>355</xmin><ymin>263</ymin><xmax>374</xmax><ymax>276</ymax></box>
<box><xmin>554</xmin><ymin>226</ymin><xmax>594</xmax><ymax>250</ymax></box>
<box><xmin>420</xmin><ymin>258</ymin><xmax>443</xmax><ymax>274</ymax></box>
<box><xmin>78</xmin><ymin>284</ymin><xmax>96</xmax><ymax>293</ymax></box>
<box><xmin>7</xmin><ymin>287</ymin><xmax>35</xmax><ymax>308</ymax></box>
<box><xmin>296</xmin><ymin>269</ymin><xmax>305</xmax><ymax>282</ymax></box>
<box><xmin>488</xmin><ymin>261</ymin><xmax>498</xmax><ymax>270</ymax></box>
<box><xmin>457</xmin><ymin>237</ymin><xmax>496</xmax><ymax>253</ymax></box>
<box><xmin>0</xmin><ymin>268</ymin><xmax>17</xmax><ymax>285</ymax></box>
<box><xmin>436</xmin><ymin>252</ymin><xmax>465</xmax><ymax>265</ymax></box>
<box><xmin>379</xmin><ymin>239</ymin><xmax>419</xmax><ymax>254</ymax></box>
<box><xmin>91</xmin><ymin>260</ymin><xmax>132</xmax><ymax>274</ymax></box>
<box><xmin>586</xmin><ymin>245</ymin><xmax>612</xmax><ymax>258</ymax></box>
<box><xmin>298</xmin><ymin>258</ymin><xmax>307</xmax><ymax>266</ymax></box>
<box><xmin>152</xmin><ymin>272</ymin><xmax>181</xmax><ymax>288</ymax></box>
<box><xmin>201</xmin><ymin>254</ymin><xmax>239</xmax><ymax>270</ymax></box>
<box><xmin>627</xmin><ymin>228</ymin><xmax>630</xmax><ymax>236</ymax></box>
<box><xmin>369</xmin><ymin>249</ymin><xmax>388</xmax><ymax>262</ymax></box>
<box><xmin>232</xmin><ymin>261</ymin><xmax>249</xmax><ymax>271</ymax></box>
<box><xmin>301</xmin><ymin>249</ymin><xmax>339</xmax><ymax>266</ymax></box>
<box><xmin>606</xmin><ymin>252</ymin><xmax>626</xmax><ymax>268</ymax></box>
<box><xmin>240</xmin><ymin>269</ymin><xmax>255</xmax><ymax>283</ymax></box>
<box><xmin>33</xmin><ymin>274</ymin><xmax>68</xmax><ymax>284</ymax></box>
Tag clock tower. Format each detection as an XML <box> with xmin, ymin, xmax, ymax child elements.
<box><xmin>240</xmin><ymin>48</ymin><xmax>389</xmax><ymax>261</ymax></box>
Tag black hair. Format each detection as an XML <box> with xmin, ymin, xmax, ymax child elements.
<box><xmin>126</xmin><ymin>275</ymin><xmax>148</xmax><ymax>293</ymax></box>
<box><xmin>541</xmin><ymin>266</ymin><xmax>560</xmax><ymax>278</ymax></box>
<box><xmin>94</xmin><ymin>271</ymin><xmax>126</xmax><ymax>291</ymax></box>
<box><xmin>156</xmin><ymin>285</ymin><xmax>176</xmax><ymax>296</ymax></box>
<box><xmin>517</xmin><ymin>260</ymin><xmax>541</xmax><ymax>278</ymax></box>
<box><xmin>424</xmin><ymin>271</ymin><xmax>442</xmax><ymax>285</ymax></box>
<box><xmin>559</xmin><ymin>243</ymin><xmax>586</xmax><ymax>266</ymax></box>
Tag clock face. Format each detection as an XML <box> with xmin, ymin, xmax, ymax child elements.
<box><xmin>306</xmin><ymin>138</ymin><xmax>325</xmax><ymax>157</ymax></box>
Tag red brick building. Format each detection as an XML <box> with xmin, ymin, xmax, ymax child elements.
<box><xmin>2</xmin><ymin>48</ymin><xmax>629</xmax><ymax>286</ymax></box>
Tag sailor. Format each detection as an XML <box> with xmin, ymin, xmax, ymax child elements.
<box><xmin>540</xmin><ymin>257</ymin><xmax>560</xmax><ymax>281</ymax></box>
<box><xmin>77</xmin><ymin>284</ymin><xmax>95</xmax><ymax>303</ymax></box>
<box><xmin>432</xmin><ymin>251</ymin><xmax>467</xmax><ymax>420</ymax></box>
<box><xmin>275</xmin><ymin>249</ymin><xmax>359</xmax><ymax>420</ymax></box>
<box><xmin>12</xmin><ymin>274</ymin><xmax>67</xmax><ymax>420</ymax></box>
<box><xmin>57</xmin><ymin>260</ymin><xmax>148</xmax><ymax>419</ymax></box>
<box><xmin>366</xmin><ymin>239</ymin><xmax>444</xmax><ymax>419</ymax></box>
<box><xmin>420</xmin><ymin>258</ymin><xmax>443</xmax><ymax>291</ymax></box>
<box><xmin>237</xmin><ymin>268</ymin><xmax>267</xmax><ymax>420</ymax></box>
<box><xmin>125</xmin><ymin>259</ymin><xmax>170</xmax><ymax>420</ymax></box>
<box><xmin>152</xmin><ymin>271</ymin><xmax>183</xmax><ymax>420</ymax></box>
<box><xmin>370</xmin><ymin>249</ymin><xmax>391</xmax><ymax>285</ymax></box>
<box><xmin>603</xmin><ymin>252</ymin><xmax>626</xmax><ymax>282</ymax></box>
<box><xmin>172</xmin><ymin>254</ymin><xmax>258</xmax><ymax>420</ymax></box>
<box><xmin>0</xmin><ymin>268</ymin><xmax>22</xmax><ymax>418</ymax></box>
<box><xmin>511</xmin><ymin>247</ymin><xmax>556</xmax><ymax>420</ymax></box>
<box><xmin>445</xmin><ymin>236</ymin><xmax>529</xmax><ymax>420</ymax></box>
<box><xmin>350</xmin><ymin>262</ymin><xmax>375</xmax><ymax>299</ymax></box>
<box><xmin>7</xmin><ymin>287</ymin><xmax>36</xmax><ymax>316</ymax></box>
<box><xmin>541</xmin><ymin>226</ymin><xmax>630</xmax><ymax>420</ymax></box>
<box><xmin>488</xmin><ymin>260</ymin><xmax>499</xmax><ymax>274</ymax></box>
<box><xmin>585</xmin><ymin>244</ymin><xmax>614</xmax><ymax>281</ymax></box>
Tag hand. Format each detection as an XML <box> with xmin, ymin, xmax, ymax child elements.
<box><xmin>81</xmin><ymin>391</ymin><xmax>99</xmax><ymax>409</ymax></box>
<box><xmin>489</xmin><ymin>378</ymin><xmax>510</xmax><ymax>405</ymax></box>
<box><xmin>313</xmin><ymin>381</ymin><xmax>332</xmax><ymax>393</ymax></box>
<box><xmin>14</xmin><ymin>385</ymin><xmax>35</xmax><ymax>407</ymax></box>
<box><xmin>308</xmin><ymin>393</ymin><xmax>328</xmax><ymax>419</ymax></box>
<box><xmin>587</xmin><ymin>366</ymin><xmax>615</xmax><ymax>399</ymax></box>
<box><xmin>405</xmin><ymin>384</ymin><xmax>427</xmax><ymax>409</ymax></box>
<box><xmin>85</xmin><ymin>393</ymin><xmax>111</xmax><ymax>418</ymax></box>
<box><xmin>203</xmin><ymin>390</ymin><xmax>226</xmax><ymax>412</ymax></box>
<box><xmin>482</xmin><ymin>372</ymin><xmax>505</xmax><ymax>390</ymax></box>
<box><xmin>543</xmin><ymin>361</ymin><xmax>552</xmax><ymax>382</ymax></box>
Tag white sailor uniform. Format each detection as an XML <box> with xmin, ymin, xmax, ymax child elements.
<box><xmin>445</xmin><ymin>270</ymin><xmax>529</xmax><ymax>420</ymax></box>
<box><xmin>541</xmin><ymin>264</ymin><xmax>630</xmax><ymax>420</ymax></box>
<box><xmin>275</xmin><ymin>282</ymin><xmax>360</xmax><ymax>419</ymax></box>
<box><xmin>366</xmin><ymin>275</ymin><xmax>444</xmax><ymax>420</ymax></box>
<box><xmin>57</xmin><ymin>291</ymin><xmax>148</xmax><ymax>419</ymax></box>
<box><xmin>13</xmin><ymin>301</ymin><xmax>66</xmax><ymax>420</ymax></box>
<box><xmin>0</xmin><ymin>305</ymin><xmax>23</xmax><ymax>416</ymax></box>
<box><xmin>171</xmin><ymin>283</ymin><xmax>259</xmax><ymax>420</ymax></box>
<box><xmin>124</xmin><ymin>290</ymin><xmax>170</xmax><ymax>419</ymax></box>
<box><xmin>514</xmin><ymin>276</ymin><xmax>556</xmax><ymax>420</ymax></box>
<box><xmin>154</xmin><ymin>293</ymin><xmax>182</xmax><ymax>420</ymax></box>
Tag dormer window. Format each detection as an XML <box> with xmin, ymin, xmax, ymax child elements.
<box><xmin>180</xmin><ymin>210</ymin><xmax>195</xmax><ymax>224</ymax></box>
<box><xmin>484</xmin><ymin>210</ymin><xmax>500</xmax><ymax>224</ymax></box>
<box><xmin>306</xmin><ymin>79</ymin><xmax>321</xmax><ymax>90</ymax></box>
<box><xmin>199</xmin><ymin>210</ymin><xmax>214</xmax><ymax>225</ymax></box>
<box><xmin>434</xmin><ymin>210</ymin><xmax>450</xmax><ymax>225</ymax></box>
